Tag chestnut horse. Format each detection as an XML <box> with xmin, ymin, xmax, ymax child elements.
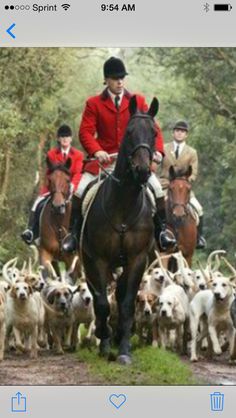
<box><xmin>166</xmin><ymin>166</ymin><xmax>197</xmax><ymax>267</ymax></box>
<box><xmin>39</xmin><ymin>158</ymin><xmax>80</xmax><ymax>282</ymax></box>
<box><xmin>80</xmin><ymin>96</ymin><xmax>158</xmax><ymax>365</ymax></box>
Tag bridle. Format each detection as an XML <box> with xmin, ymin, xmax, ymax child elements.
<box><xmin>126</xmin><ymin>114</ymin><xmax>156</xmax><ymax>182</ymax></box>
<box><xmin>168</xmin><ymin>177</ymin><xmax>191</xmax><ymax>219</ymax></box>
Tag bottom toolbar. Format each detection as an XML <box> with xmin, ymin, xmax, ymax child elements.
<box><xmin>0</xmin><ymin>386</ymin><xmax>233</xmax><ymax>418</ymax></box>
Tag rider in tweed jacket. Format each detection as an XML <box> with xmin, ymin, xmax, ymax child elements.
<box><xmin>159</xmin><ymin>120</ymin><xmax>206</xmax><ymax>250</ymax></box>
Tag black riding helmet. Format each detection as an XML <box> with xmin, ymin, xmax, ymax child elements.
<box><xmin>103</xmin><ymin>57</ymin><xmax>128</xmax><ymax>79</ymax></box>
<box><xmin>57</xmin><ymin>124</ymin><xmax>72</xmax><ymax>138</ymax></box>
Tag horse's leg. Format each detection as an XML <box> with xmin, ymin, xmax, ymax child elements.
<box><xmin>116</xmin><ymin>253</ymin><xmax>147</xmax><ymax>365</ymax></box>
<box><xmin>83</xmin><ymin>253</ymin><xmax>111</xmax><ymax>357</ymax></box>
<box><xmin>39</xmin><ymin>248</ymin><xmax>53</xmax><ymax>281</ymax></box>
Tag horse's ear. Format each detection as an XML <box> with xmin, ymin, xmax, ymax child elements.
<box><xmin>46</xmin><ymin>156</ymin><xmax>54</xmax><ymax>171</ymax></box>
<box><xmin>148</xmin><ymin>98</ymin><xmax>159</xmax><ymax>118</ymax></box>
<box><xmin>169</xmin><ymin>165</ymin><xmax>176</xmax><ymax>181</ymax></box>
<box><xmin>65</xmin><ymin>157</ymin><xmax>72</xmax><ymax>170</ymax></box>
<box><xmin>129</xmin><ymin>95</ymin><xmax>138</xmax><ymax>116</ymax></box>
<box><xmin>186</xmin><ymin>165</ymin><xmax>192</xmax><ymax>178</ymax></box>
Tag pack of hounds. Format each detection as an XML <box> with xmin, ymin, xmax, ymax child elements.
<box><xmin>0</xmin><ymin>247</ymin><xmax>236</xmax><ymax>364</ymax></box>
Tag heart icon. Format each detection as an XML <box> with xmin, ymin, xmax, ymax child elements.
<box><xmin>109</xmin><ymin>394</ymin><xmax>127</xmax><ymax>409</ymax></box>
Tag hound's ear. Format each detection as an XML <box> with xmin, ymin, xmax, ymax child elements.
<box><xmin>151</xmin><ymin>293</ymin><xmax>158</xmax><ymax>302</ymax></box>
<box><xmin>24</xmin><ymin>276</ymin><xmax>30</xmax><ymax>285</ymax></box>
<box><xmin>46</xmin><ymin>156</ymin><xmax>56</xmax><ymax>171</ymax></box>
<box><xmin>229</xmin><ymin>276</ymin><xmax>236</xmax><ymax>283</ymax></box>
<box><xmin>172</xmin><ymin>273</ymin><xmax>178</xmax><ymax>284</ymax></box>
<box><xmin>28</xmin><ymin>285</ymin><xmax>33</xmax><ymax>295</ymax></box>
<box><xmin>148</xmin><ymin>97</ymin><xmax>159</xmax><ymax>118</ymax></box>
<box><xmin>48</xmin><ymin>289</ymin><xmax>56</xmax><ymax>304</ymax></box>
<box><xmin>10</xmin><ymin>286</ymin><xmax>17</xmax><ymax>299</ymax></box>
<box><xmin>73</xmin><ymin>284</ymin><xmax>81</xmax><ymax>294</ymax></box>
<box><xmin>169</xmin><ymin>165</ymin><xmax>176</xmax><ymax>181</ymax></box>
<box><xmin>173</xmin><ymin>296</ymin><xmax>179</xmax><ymax>308</ymax></box>
<box><xmin>136</xmin><ymin>291</ymin><xmax>141</xmax><ymax>302</ymax></box>
<box><xmin>65</xmin><ymin>157</ymin><xmax>72</xmax><ymax>170</ymax></box>
<box><xmin>186</xmin><ymin>165</ymin><xmax>192</xmax><ymax>178</ymax></box>
<box><xmin>129</xmin><ymin>95</ymin><xmax>138</xmax><ymax>116</ymax></box>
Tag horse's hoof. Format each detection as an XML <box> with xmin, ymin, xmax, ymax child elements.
<box><xmin>117</xmin><ymin>355</ymin><xmax>132</xmax><ymax>365</ymax></box>
<box><xmin>108</xmin><ymin>352</ymin><xmax>117</xmax><ymax>362</ymax></box>
<box><xmin>99</xmin><ymin>338</ymin><xmax>111</xmax><ymax>357</ymax></box>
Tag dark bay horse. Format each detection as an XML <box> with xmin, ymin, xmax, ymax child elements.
<box><xmin>81</xmin><ymin>96</ymin><xmax>158</xmax><ymax>364</ymax></box>
<box><xmin>166</xmin><ymin>166</ymin><xmax>197</xmax><ymax>267</ymax></box>
<box><xmin>39</xmin><ymin>158</ymin><xmax>80</xmax><ymax>282</ymax></box>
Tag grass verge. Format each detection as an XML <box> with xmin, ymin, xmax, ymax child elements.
<box><xmin>77</xmin><ymin>345</ymin><xmax>197</xmax><ymax>385</ymax></box>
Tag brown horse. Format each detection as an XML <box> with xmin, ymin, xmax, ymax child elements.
<box><xmin>166</xmin><ymin>165</ymin><xmax>197</xmax><ymax>267</ymax></box>
<box><xmin>39</xmin><ymin>158</ymin><xmax>80</xmax><ymax>282</ymax></box>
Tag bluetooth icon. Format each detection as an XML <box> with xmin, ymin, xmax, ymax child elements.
<box><xmin>203</xmin><ymin>2</ymin><xmax>210</xmax><ymax>11</ymax></box>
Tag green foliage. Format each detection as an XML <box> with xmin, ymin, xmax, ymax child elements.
<box><xmin>0</xmin><ymin>47</ymin><xmax>235</xmax><ymax>260</ymax></box>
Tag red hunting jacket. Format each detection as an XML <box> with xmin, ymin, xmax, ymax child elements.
<box><xmin>40</xmin><ymin>146</ymin><xmax>84</xmax><ymax>195</ymax></box>
<box><xmin>79</xmin><ymin>89</ymin><xmax>164</xmax><ymax>175</ymax></box>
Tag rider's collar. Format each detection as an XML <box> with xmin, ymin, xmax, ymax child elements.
<box><xmin>107</xmin><ymin>89</ymin><xmax>124</xmax><ymax>105</ymax></box>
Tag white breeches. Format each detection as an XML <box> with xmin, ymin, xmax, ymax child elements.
<box><xmin>190</xmin><ymin>191</ymin><xmax>203</xmax><ymax>217</ymax></box>
<box><xmin>31</xmin><ymin>193</ymin><xmax>50</xmax><ymax>212</ymax></box>
<box><xmin>75</xmin><ymin>171</ymin><xmax>164</xmax><ymax>199</ymax></box>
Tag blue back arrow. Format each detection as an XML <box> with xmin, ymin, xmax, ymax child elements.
<box><xmin>6</xmin><ymin>23</ymin><xmax>16</xmax><ymax>39</ymax></box>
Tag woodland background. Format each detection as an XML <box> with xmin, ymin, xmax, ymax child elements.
<box><xmin>0</xmin><ymin>48</ymin><xmax>235</xmax><ymax>261</ymax></box>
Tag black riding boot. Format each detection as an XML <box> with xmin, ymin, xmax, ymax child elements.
<box><xmin>62</xmin><ymin>195</ymin><xmax>83</xmax><ymax>253</ymax></box>
<box><xmin>196</xmin><ymin>216</ymin><xmax>206</xmax><ymax>249</ymax></box>
<box><xmin>21</xmin><ymin>210</ymin><xmax>38</xmax><ymax>245</ymax></box>
<box><xmin>154</xmin><ymin>196</ymin><xmax>177</xmax><ymax>250</ymax></box>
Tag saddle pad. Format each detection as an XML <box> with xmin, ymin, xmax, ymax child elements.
<box><xmin>82</xmin><ymin>180</ymin><xmax>104</xmax><ymax>217</ymax></box>
<box><xmin>188</xmin><ymin>204</ymin><xmax>199</xmax><ymax>225</ymax></box>
<box><xmin>145</xmin><ymin>187</ymin><xmax>156</xmax><ymax>216</ymax></box>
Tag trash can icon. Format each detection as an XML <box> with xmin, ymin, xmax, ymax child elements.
<box><xmin>210</xmin><ymin>392</ymin><xmax>224</xmax><ymax>411</ymax></box>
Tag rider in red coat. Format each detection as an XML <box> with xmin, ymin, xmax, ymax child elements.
<box><xmin>63</xmin><ymin>57</ymin><xmax>176</xmax><ymax>253</ymax></box>
<box><xmin>40</xmin><ymin>146</ymin><xmax>83</xmax><ymax>195</ymax></box>
<box><xmin>21</xmin><ymin>125</ymin><xmax>84</xmax><ymax>245</ymax></box>
<box><xmin>79</xmin><ymin>89</ymin><xmax>164</xmax><ymax>176</ymax></box>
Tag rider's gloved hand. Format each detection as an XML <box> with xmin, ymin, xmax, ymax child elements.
<box><xmin>94</xmin><ymin>150</ymin><xmax>111</xmax><ymax>164</ymax></box>
<box><xmin>153</xmin><ymin>151</ymin><xmax>163</xmax><ymax>164</ymax></box>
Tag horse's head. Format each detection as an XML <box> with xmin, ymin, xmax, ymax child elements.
<box><xmin>121</xmin><ymin>96</ymin><xmax>158</xmax><ymax>185</ymax></box>
<box><xmin>46</xmin><ymin>157</ymin><xmax>71</xmax><ymax>215</ymax></box>
<box><xmin>168</xmin><ymin>165</ymin><xmax>192</xmax><ymax>225</ymax></box>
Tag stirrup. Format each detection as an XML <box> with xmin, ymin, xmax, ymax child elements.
<box><xmin>21</xmin><ymin>229</ymin><xmax>34</xmax><ymax>245</ymax></box>
<box><xmin>62</xmin><ymin>233</ymin><xmax>78</xmax><ymax>253</ymax></box>
<box><xmin>159</xmin><ymin>229</ymin><xmax>176</xmax><ymax>251</ymax></box>
<box><xmin>196</xmin><ymin>236</ymin><xmax>207</xmax><ymax>250</ymax></box>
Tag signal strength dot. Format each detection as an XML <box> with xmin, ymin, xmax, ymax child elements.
<box><xmin>61</xmin><ymin>3</ymin><xmax>71</xmax><ymax>10</ymax></box>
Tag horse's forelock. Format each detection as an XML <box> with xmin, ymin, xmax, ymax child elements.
<box><xmin>171</xmin><ymin>168</ymin><xmax>190</xmax><ymax>180</ymax></box>
<box><xmin>49</xmin><ymin>165</ymin><xmax>70</xmax><ymax>177</ymax></box>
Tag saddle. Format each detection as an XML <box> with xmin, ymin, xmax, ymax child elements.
<box><xmin>81</xmin><ymin>178</ymin><xmax>105</xmax><ymax>217</ymax></box>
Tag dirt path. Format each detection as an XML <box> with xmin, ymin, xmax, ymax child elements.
<box><xmin>0</xmin><ymin>352</ymin><xmax>103</xmax><ymax>385</ymax></box>
<box><xmin>1</xmin><ymin>352</ymin><xmax>235</xmax><ymax>385</ymax></box>
<box><xmin>184</xmin><ymin>356</ymin><xmax>236</xmax><ymax>385</ymax></box>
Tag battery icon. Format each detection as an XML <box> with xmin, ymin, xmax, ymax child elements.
<box><xmin>214</xmin><ymin>3</ymin><xmax>232</xmax><ymax>10</ymax></box>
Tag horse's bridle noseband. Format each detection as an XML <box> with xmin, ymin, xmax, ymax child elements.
<box><xmin>168</xmin><ymin>178</ymin><xmax>191</xmax><ymax>218</ymax></box>
<box><xmin>129</xmin><ymin>143</ymin><xmax>153</xmax><ymax>160</ymax></box>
